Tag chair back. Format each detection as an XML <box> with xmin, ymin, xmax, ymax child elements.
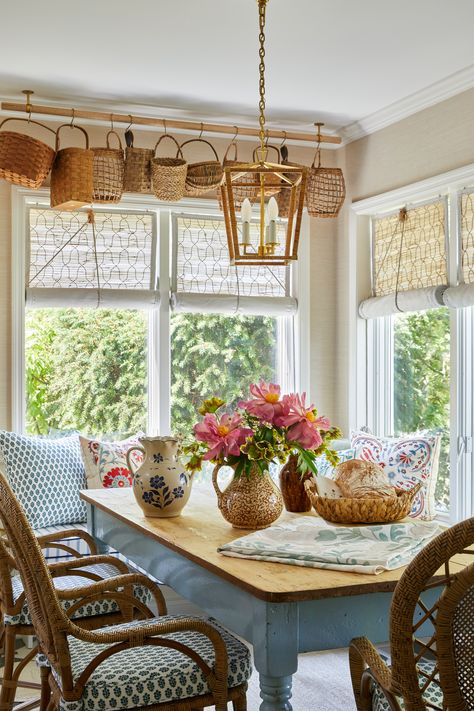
<box><xmin>0</xmin><ymin>470</ymin><xmax>72</xmax><ymax>668</ymax></box>
<box><xmin>0</xmin><ymin>534</ymin><xmax>19</xmax><ymax>611</ymax></box>
<box><xmin>390</xmin><ymin>518</ymin><xmax>474</xmax><ymax>710</ymax></box>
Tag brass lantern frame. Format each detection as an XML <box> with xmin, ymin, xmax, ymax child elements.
<box><xmin>221</xmin><ymin>159</ymin><xmax>307</xmax><ymax>266</ymax></box>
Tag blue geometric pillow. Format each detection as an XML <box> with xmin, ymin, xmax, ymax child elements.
<box><xmin>0</xmin><ymin>432</ymin><xmax>87</xmax><ymax>529</ymax></box>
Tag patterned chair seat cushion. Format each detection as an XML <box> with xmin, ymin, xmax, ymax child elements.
<box><xmin>5</xmin><ymin>563</ymin><xmax>152</xmax><ymax>626</ymax></box>
<box><xmin>53</xmin><ymin>615</ymin><xmax>251</xmax><ymax>711</ymax></box>
<box><xmin>372</xmin><ymin>661</ymin><xmax>443</xmax><ymax>710</ymax></box>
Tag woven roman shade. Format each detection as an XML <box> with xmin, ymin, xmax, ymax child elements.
<box><xmin>359</xmin><ymin>200</ymin><xmax>448</xmax><ymax>319</ymax></box>
<box><xmin>443</xmin><ymin>189</ymin><xmax>474</xmax><ymax>308</ymax></box>
<box><xmin>26</xmin><ymin>208</ymin><xmax>158</xmax><ymax>308</ymax></box>
<box><xmin>171</xmin><ymin>213</ymin><xmax>297</xmax><ymax>316</ymax></box>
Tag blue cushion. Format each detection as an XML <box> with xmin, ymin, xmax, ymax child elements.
<box><xmin>0</xmin><ymin>431</ymin><xmax>87</xmax><ymax>528</ymax></box>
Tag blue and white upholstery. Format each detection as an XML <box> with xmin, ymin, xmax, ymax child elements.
<box><xmin>6</xmin><ymin>562</ymin><xmax>152</xmax><ymax>625</ymax></box>
<box><xmin>372</xmin><ymin>662</ymin><xmax>443</xmax><ymax>710</ymax></box>
<box><xmin>51</xmin><ymin>616</ymin><xmax>251</xmax><ymax>711</ymax></box>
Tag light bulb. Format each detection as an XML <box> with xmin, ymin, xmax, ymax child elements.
<box><xmin>241</xmin><ymin>198</ymin><xmax>252</xmax><ymax>223</ymax></box>
<box><xmin>268</xmin><ymin>197</ymin><xmax>279</xmax><ymax>222</ymax></box>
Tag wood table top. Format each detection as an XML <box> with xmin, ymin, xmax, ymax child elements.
<box><xmin>81</xmin><ymin>487</ymin><xmax>471</xmax><ymax>603</ymax></box>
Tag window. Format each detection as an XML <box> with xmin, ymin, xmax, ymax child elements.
<box><xmin>15</xmin><ymin>194</ymin><xmax>303</xmax><ymax>441</ymax></box>
<box><xmin>356</xmin><ymin>175</ymin><xmax>474</xmax><ymax>521</ymax></box>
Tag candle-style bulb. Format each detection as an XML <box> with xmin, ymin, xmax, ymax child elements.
<box><xmin>268</xmin><ymin>196</ymin><xmax>279</xmax><ymax>222</ymax></box>
<box><xmin>241</xmin><ymin>198</ymin><xmax>252</xmax><ymax>223</ymax></box>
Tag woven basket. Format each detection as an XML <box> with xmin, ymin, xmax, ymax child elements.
<box><xmin>218</xmin><ymin>142</ymin><xmax>260</xmax><ymax>210</ymax></box>
<box><xmin>0</xmin><ymin>118</ymin><xmax>56</xmax><ymax>189</ymax></box>
<box><xmin>123</xmin><ymin>142</ymin><xmax>153</xmax><ymax>194</ymax></box>
<box><xmin>306</xmin><ymin>149</ymin><xmax>345</xmax><ymax>218</ymax></box>
<box><xmin>92</xmin><ymin>130</ymin><xmax>124</xmax><ymax>204</ymax></box>
<box><xmin>50</xmin><ymin>124</ymin><xmax>93</xmax><ymax>210</ymax></box>
<box><xmin>182</xmin><ymin>138</ymin><xmax>223</xmax><ymax>196</ymax></box>
<box><xmin>151</xmin><ymin>134</ymin><xmax>187</xmax><ymax>201</ymax></box>
<box><xmin>304</xmin><ymin>480</ymin><xmax>421</xmax><ymax>524</ymax></box>
<box><xmin>275</xmin><ymin>148</ymin><xmax>306</xmax><ymax>218</ymax></box>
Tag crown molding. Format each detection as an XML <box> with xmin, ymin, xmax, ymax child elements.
<box><xmin>341</xmin><ymin>63</ymin><xmax>474</xmax><ymax>144</ymax></box>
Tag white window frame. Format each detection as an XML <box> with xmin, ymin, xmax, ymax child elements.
<box><xmin>12</xmin><ymin>187</ymin><xmax>310</xmax><ymax>435</ymax></box>
<box><xmin>351</xmin><ymin>163</ymin><xmax>474</xmax><ymax>522</ymax></box>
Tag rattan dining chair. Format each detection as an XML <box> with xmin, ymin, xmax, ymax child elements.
<box><xmin>0</xmin><ymin>525</ymin><xmax>163</xmax><ymax>711</ymax></box>
<box><xmin>0</xmin><ymin>471</ymin><xmax>250</xmax><ymax>711</ymax></box>
<box><xmin>349</xmin><ymin>518</ymin><xmax>474</xmax><ymax>711</ymax></box>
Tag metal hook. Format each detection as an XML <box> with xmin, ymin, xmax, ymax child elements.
<box><xmin>163</xmin><ymin>118</ymin><xmax>167</xmax><ymax>135</ymax></box>
<box><xmin>279</xmin><ymin>130</ymin><xmax>287</xmax><ymax>148</ymax></box>
<box><xmin>22</xmin><ymin>90</ymin><xmax>33</xmax><ymax>121</ymax></box>
<box><xmin>199</xmin><ymin>122</ymin><xmax>204</xmax><ymax>140</ymax></box>
<box><xmin>232</xmin><ymin>125</ymin><xmax>239</xmax><ymax>142</ymax></box>
<box><xmin>314</xmin><ymin>121</ymin><xmax>324</xmax><ymax>147</ymax></box>
<box><xmin>110</xmin><ymin>113</ymin><xmax>114</xmax><ymax>132</ymax></box>
<box><xmin>126</xmin><ymin>114</ymin><xmax>133</xmax><ymax>131</ymax></box>
<box><xmin>70</xmin><ymin>108</ymin><xmax>75</xmax><ymax>127</ymax></box>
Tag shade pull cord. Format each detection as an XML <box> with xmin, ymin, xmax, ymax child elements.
<box><xmin>394</xmin><ymin>207</ymin><xmax>408</xmax><ymax>313</ymax></box>
<box><xmin>27</xmin><ymin>221</ymin><xmax>88</xmax><ymax>286</ymax></box>
<box><xmin>88</xmin><ymin>210</ymin><xmax>101</xmax><ymax>308</ymax></box>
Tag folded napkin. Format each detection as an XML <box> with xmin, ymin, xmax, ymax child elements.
<box><xmin>218</xmin><ymin>518</ymin><xmax>442</xmax><ymax>574</ymax></box>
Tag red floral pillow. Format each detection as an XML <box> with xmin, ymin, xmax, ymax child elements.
<box><xmin>79</xmin><ymin>433</ymin><xmax>144</xmax><ymax>489</ymax></box>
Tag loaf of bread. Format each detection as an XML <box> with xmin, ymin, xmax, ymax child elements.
<box><xmin>334</xmin><ymin>459</ymin><xmax>397</xmax><ymax>499</ymax></box>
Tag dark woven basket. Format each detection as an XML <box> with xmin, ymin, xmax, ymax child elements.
<box><xmin>50</xmin><ymin>124</ymin><xmax>93</xmax><ymax>211</ymax></box>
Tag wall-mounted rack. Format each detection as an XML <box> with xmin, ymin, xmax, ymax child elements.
<box><xmin>0</xmin><ymin>93</ymin><xmax>341</xmax><ymax>146</ymax></box>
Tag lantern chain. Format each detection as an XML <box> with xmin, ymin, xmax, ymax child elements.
<box><xmin>258</xmin><ymin>0</ymin><xmax>268</xmax><ymax>154</ymax></box>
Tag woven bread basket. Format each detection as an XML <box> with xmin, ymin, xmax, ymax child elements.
<box><xmin>218</xmin><ymin>141</ymin><xmax>259</xmax><ymax>210</ymax></box>
<box><xmin>0</xmin><ymin>118</ymin><xmax>56</xmax><ymax>189</ymax></box>
<box><xmin>92</xmin><ymin>130</ymin><xmax>124</xmax><ymax>204</ymax></box>
<box><xmin>151</xmin><ymin>134</ymin><xmax>187</xmax><ymax>201</ymax></box>
<box><xmin>124</xmin><ymin>143</ymin><xmax>153</xmax><ymax>194</ymax></box>
<box><xmin>50</xmin><ymin>124</ymin><xmax>93</xmax><ymax>210</ymax></box>
<box><xmin>306</xmin><ymin>148</ymin><xmax>345</xmax><ymax>218</ymax></box>
<box><xmin>182</xmin><ymin>138</ymin><xmax>223</xmax><ymax>196</ymax></box>
<box><xmin>304</xmin><ymin>480</ymin><xmax>422</xmax><ymax>524</ymax></box>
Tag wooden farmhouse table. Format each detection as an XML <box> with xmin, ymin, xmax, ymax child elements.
<box><xmin>81</xmin><ymin>487</ymin><xmax>464</xmax><ymax>711</ymax></box>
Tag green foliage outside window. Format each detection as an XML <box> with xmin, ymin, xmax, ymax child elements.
<box><xmin>393</xmin><ymin>308</ymin><xmax>450</xmax><ymax>508</ymax></box>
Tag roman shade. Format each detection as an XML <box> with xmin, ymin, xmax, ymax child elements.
<box><xmin>359</xmin><ymin>200</ymin><xmax>448</xmax><ymax>319</ymax></box>
<box><xmin>171</xmin><ymin>213</ymin><xmax>297</xmax><ymax>316</ymax></box>
<box><xmin>443</xmin><ymin>189</ymin><xmax>474</xmax><ymax>309</ymax></box>
<box><xmin>27</xmin><ymin>208</ymin><xmax>159</xmax><ymax>309</ymax></box>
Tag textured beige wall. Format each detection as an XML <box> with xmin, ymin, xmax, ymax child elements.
<box><xmin>0</xmin><ymin>117</ymin><xmax>338</xmax><ymax>429</ymax></box>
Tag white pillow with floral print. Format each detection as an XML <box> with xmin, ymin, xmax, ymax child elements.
<box><xmin>350</xmin><ymin>430</ymin><xmax>441</xmax><ymax>521</ymax></box>
<box><xmin>80</xmin><ymin>433</ymin><xmax>144</xmax><ymax>489</ymax></box>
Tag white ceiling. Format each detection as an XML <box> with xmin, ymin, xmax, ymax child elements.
<box><xmin>2</xmin><ymin>0</ymin><xmax>474</xmax><ymax>140</ymax></box>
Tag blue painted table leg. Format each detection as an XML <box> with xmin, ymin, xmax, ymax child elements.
<box><xmin>252</xmin><ymin>601</ymin><xmax>298</xmax><ymax>711</ymax></box>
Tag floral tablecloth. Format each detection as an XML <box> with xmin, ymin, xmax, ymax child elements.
<box><xmin>218</xmin><ymin>518</ymin><xmax>442</xmax><ymax>574</ymax></box>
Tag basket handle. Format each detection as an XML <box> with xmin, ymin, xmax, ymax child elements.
<box><xmin>55</xmin><ymin>124</ymin><xmax>90</xmax><ymax>151</ymax></box>
<box><xmin>223</xmin><ymin>141</ymin><xmax>238</xmax><ymax>163</ymax></box>
<box><xmin>311</xmin><ymin>147</ymin><xmax>322</xmax><ymax>169</ymax></box>
<box><xmin>253</xmin><ymin>144</ymin><xmax>281</xmax><ymax>162</ymax></box>
<box><xmin>180</xmin><ymin>138</ymin><xmax>219</xmax><ymax>162</ymax></box>
<box><xmin>106</xmin><ymin>130</ymin><xmax>123</xmax><ymax>150</ymax></box>
<box><xmin>153</xmin><ymin>134</ymin><xmax>183</xmax><ymax>159</ymax></box>
<box><xmin>0</xmin><ymin>117</ymin><xmax>56</xmax><ymax>142</ymax></box>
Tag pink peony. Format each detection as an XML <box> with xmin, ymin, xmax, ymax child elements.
<box><xmin>276</xmin><ymin>393</ymin><xmax>331</xmax><ymax>450</ymax></box>
<box><xmin>239</xmin><ymin>381</ymin><xmax>289</xmax><ymax>424</ymax></box>
<box><xmin>193</xmin><ymin>412</ymin><xmax>253</xmax><ymax>460</ymax></box>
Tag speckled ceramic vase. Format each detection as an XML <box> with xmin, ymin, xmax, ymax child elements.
<box><xmin>126</xmin><ymin>436</ymin><xmax>192</xmax><ymax>518</ymax></box>
<box><xmin>212</xmin><ymin>462</ymin><xmax>283</xmax><ymax>529</ymax></box>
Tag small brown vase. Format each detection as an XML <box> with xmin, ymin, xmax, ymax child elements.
<box><xmin>279</xmin><ymin>454</ymin><xmax>312</xmax><ymax>513</ymax></box>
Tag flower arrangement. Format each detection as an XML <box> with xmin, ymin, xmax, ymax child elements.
<box><xmin>183</xmin><ymin>382</ymin><xmax>341</xmax><ymax>477</ymax></box>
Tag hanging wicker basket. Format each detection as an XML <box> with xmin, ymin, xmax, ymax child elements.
<box><xmin>306</xmin><ymin>149</ymin><xmax>345</xmax><ymax>218</ymax></box>
<box><xmin>182</xmin><ymin>138</ymin><xmax>223</xmax><ymax>196</ymax></box>
<box><xmin>123</xmin><ymin>140</ymin><xmax>153</xmax><ymax>194</ymax></box>
<box><xmin>151</xmin><ymin>134</ymin><xmax>187</xmax><ymax>201</ymax></box>
<box><xmin>92</xmin><ymin>130</ymin><xmax>124</xmax><ymax>204</ymax></box>
<box><xmin>50</xmin><ymin>124</ymin><xmax>94</xmax><ymax>211</ymax></box>
<box><xmin>0</xmin><ymin>118</ymin><xmax>56</xmax><ymax>189</ymax></box>
<box><xmin>218</xmin><ymin>142</ymin><xmax>259</xmax><ymax>211</ymax></box>
<box><xmin>275</xmin><ymin>146</ymin><xmax>306</xmax><ymax>218</ymax></box>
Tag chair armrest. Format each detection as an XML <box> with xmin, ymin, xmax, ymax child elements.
<box><xmin>37</xmin><ymin>528</ymin><xmax>98</xmax><ymax>556</ymax></box>
<box><xmin>56</xmin><ymin>571</ymin><xmax>167</xmax><ymax>616</ymax></box>
<box><xmin>349</xmin><ymin>637</ymin><xmax>399</xmax><ymax>711</ymax></box>
<box><xmin>48</xmin><ymin>554</ymin><xmax>130</xmax><ymax>576</ymax></box>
